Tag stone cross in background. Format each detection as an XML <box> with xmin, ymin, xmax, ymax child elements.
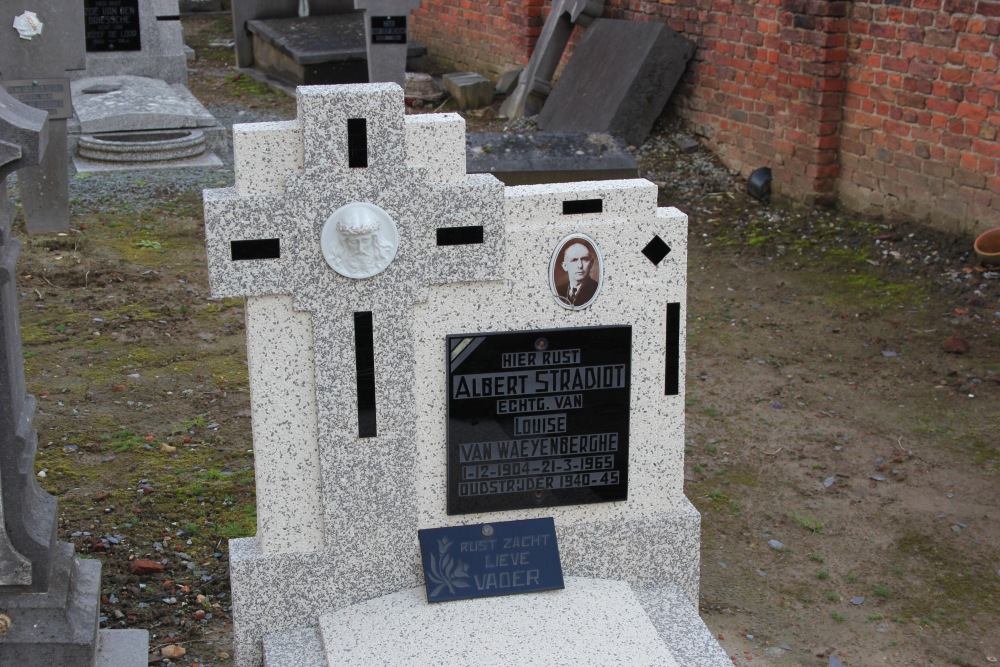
<box><xmin>0</xmin><ymin>86</ymin><xmax>147</xmax><ymax>667</ymax></box>
<box><xmin>0</xmin><ymin>0</ymin><xmax>86</xmax><ymax>233</ymax></box>
<box><xmin>353</xmin><ymin>0</ymin><xmax>422</xmax><ymax>85</ymax></box>
<box><xmin>499</xmin><ymin>0</ymin><xmax>604</xmax><ymax>119</ymax></box>
<box><xmin>0</xmin><ymin>84</ymin><xmax>49</xmax><ymax>592</ymax></box>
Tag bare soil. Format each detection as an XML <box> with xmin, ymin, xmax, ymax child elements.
<box><xmin>9</xmin><ymin>14</ymin><xmax>999</xmax><ymax>667</ymax></box>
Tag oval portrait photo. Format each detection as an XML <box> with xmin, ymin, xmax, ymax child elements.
<box><xmin>549</xmin><ymin>234</ymin><xmax>603</xmax><ymax>310</ymax></box>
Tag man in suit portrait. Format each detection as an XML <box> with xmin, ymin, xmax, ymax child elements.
<box><xmin>555</xmin><ymin>237</ymin><xmax>600</xmax><ymax>308</ymax></box>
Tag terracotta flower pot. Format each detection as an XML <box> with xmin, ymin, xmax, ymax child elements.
<box><xmin>974</xmin><ymin>228</ymin><xmax>1000</xmax><ymax>265</ymax></box>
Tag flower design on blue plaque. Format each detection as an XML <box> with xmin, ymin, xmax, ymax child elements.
<box><xmin>425</xmin><ymin>537</ymin><xmax>470</xmax><ymax>598</ymax></box>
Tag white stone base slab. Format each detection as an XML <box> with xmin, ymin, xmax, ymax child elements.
<box><xmin>73</xmin><ymin>152</ymin><xmax>223</xmax><ymax>173</ymax></box>
<box><xmin>96</xmin><ymin>629</ymin><xmax>149</xmax><ymax>667</ymax></box>
<box><xmin>260</xmin><ymin>578</ymin><xmax>730</xmax><ymax>667</ymax></box>
<box><xmin>262</xmin><ymin>627</ymin><xmax>325</xmax><ymax>667</ymax></box>
<box><xmin>229</xmin><ymin>506</ymin><xmax>701</xmax><ymax>667</ymax></box>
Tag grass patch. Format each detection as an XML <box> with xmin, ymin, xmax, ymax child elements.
<box><xmin>791</xmin><ymin>509</ymin><xmax>825</xmax><ymax>533</ymax></box>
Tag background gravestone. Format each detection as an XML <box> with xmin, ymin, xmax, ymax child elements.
<box><xmin>232</xmin><ymin>0</ymin><xmax>355</xmax><ymax>68</ymax></box>
<box><xmin>499</xmin><ymin>0</ymin><xmax>604</xmax><ymax>120</ymax></box>
<box><xmin>0</xmin><ymin>0</ymin><xmax>86</xmax><ymax>234</ymax></box>
<box><xmin>68</xmin><ymin>0</ymin><xmax>228</xmax><ymax>170</ymax></box>
<box><xmin>536</xmin><ymin>18</ymin><xmax>695</xmax><ymax>147</ymax></box>
<box><xmin>0</xmin><ymin>87</ymin><xmax>147</xmax><ymax>666</ymax></box>
<box><xmin>204</xmin><ymin>83</ymin><xmax>728</xmax><ymax>667</ymax></box>
<box><xmin>353</xmin><ymin>0</ymin><xmax>421</xmax><ymax>86</ymax></box>
<box><xmin>77</xmin><ymin>0</ymin><xmax>189</xmax><ymax>85</ymax></box>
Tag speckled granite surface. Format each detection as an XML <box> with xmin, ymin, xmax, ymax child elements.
<box><xmin>204</xmin><ymin>83</ymin><xmax>715</xmax><ymax>667</ymax></box>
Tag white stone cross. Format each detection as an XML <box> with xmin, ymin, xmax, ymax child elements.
<box><xmin>205</xmin><ymin>83</ymin><xmax>709</xmax><ymax>667</ymax></box>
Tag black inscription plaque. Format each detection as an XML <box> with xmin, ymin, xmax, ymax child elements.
<box><xmin>1</xmin><ymin>79</ymin><xmax>72</xmax><ymax>120</ymax></box>
<box><xmin>85</xmin><ymin>0</ymin><xmax>142</xmax><ymax>52</ymax></box>
<box><xmin>371</xmin><ymin>16</ymin><xmax>407</xmax><ymax>44</ymax></box>
<box><xmin>447</xmin><ymin>326</ymin><xmax>631</xmax><ymax>515</ymax></box>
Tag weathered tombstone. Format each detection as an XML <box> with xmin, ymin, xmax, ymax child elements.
<box><xmin>233</xmin><ymin>0</ymin><xmax>312</xmax><ymax>68</ymax></box>
<box><xmin>69</xmin><ymin>75</ymin><xmax>225</xmax><ymax>171</ymax></box>
<box><xmin>79</xmin><ymin>0</ymin><xmax>189</xmax><ymax>85</ymax></box>
<box><xmin>0</xmin><ymin>87</ymin><xmax>147</xmax><ymax>666</ymax></box>
<box><xmin>242</xmin><ymin>12</ymin><xmax>426</xmax><ymax>89</ymax></box>
<box><xmin>536</xmin><ymin>18</ymin><xmax>696</xmax><ymax>146</ymax></box>
<box><xmin>498</xmin><ymin>0</ymin><xmax>604</xmax><ymax>120</ymax></box>
<box><xmin>69</xmin><ymin>0</ymin><xmax>228</xmax><ymax>171</ymax></box>
<box><xmin>353</xmin><ymin>0</ymin><xmax>421</xmax><ymax>86</ymax></box>
<box><xmin>204</xmin><ymin>83</ymin><xmax>729</xmax><ymax>667</ymax></box>
<box><xmin>0</xmin><ymin>1</ymin><xmax>86</xmax><ymax>234</ymax></box>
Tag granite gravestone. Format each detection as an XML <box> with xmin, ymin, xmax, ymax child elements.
<box><xmin>536</xmin><ymin>18</ymin><xmax>696</xmax><ymax>146</ymax></box>
<box><xmin>204</xmin><ymin>83</ymin><xmax>729</xmax><ymax>667</ymax></box>
<box><xmin>0</xmin><ymin>0</ymin><xmax>86</xmax><ymax>234</ymax></box>
<box><xmin>499</xmin><ymin>0</ymin><xmax>604</xmax><ymax>120</ymax></box>
<box><xmin>78</xmin><ymin>0</ymin><xmax>189</xmax><ymax>85</ymax></box>
<box><xmin>69</xmin><ymin>0</ymin><xmax>227</xmax><ymax>171</ymax></box>
<box><xmin>0</xmin><ymin>87</ymin><xmax>147</xmax><ymax>666</ymax></box>
<box><xmin>353</xmin><ymin>0</ymin><xmax>421</xmax><ymax>86</ymax></box>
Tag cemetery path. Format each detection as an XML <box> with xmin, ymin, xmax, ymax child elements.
<box><xmin>8</xmin><ymin>14</ymin><xmax>998</xmax><ymax>667</ymax></box>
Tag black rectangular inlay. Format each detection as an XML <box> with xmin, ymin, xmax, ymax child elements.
<box><xmin>156</xmin><ymin>14</ymin><xmax>181</xmax><ymax>20</ymax></box>
<box><xmin>436</xmin><ymin>226</ymin><xmax>484</xmax><ymax>246</ymax></box>
<box><xmin>354</xmin><ymin>312</ymin><xmax>377</xmax><ymax>438</ymax></box>
<box><xmin>348</xmin><ymin>118</ymin><xmax>368</xmax><ymax>168</ymax></box>
<box><xmin>446</xmin><ymin>326</ymin><xmax>632</xmax><ymax>515</ymax></box>
<box><xmin>562</xmin><ymin>199</ymin><xmax>603</xmax><ymax>215</ymax></box>
<box><xmin>371</xmin><ymin>15</ymin><xmax>407</xmax><ymax>43</ymax></box>
<box><xmin>230</xmin><ymin>238</ymin><xmax>280</xmax><ymax>261</ymax></box>
<box><xmin>642</xmin><ymin>235</ymin><xmax>671</xmax><ymax>265</ymax></box>
<box><xmin>665</xmin><ymin>303</ymin><xmax>681</xmax><ymax>396</ymax></box>
<box><xmin>85</xmin><ymin>0</ymin><xmax>142</xmax><ymax>52</ymax></box>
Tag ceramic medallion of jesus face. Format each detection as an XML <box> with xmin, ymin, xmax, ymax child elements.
<box><xmin>321</xmin><ymin>202</ymin><xmax>399</xmax><ymax>279</ymax></box>
<box><xmin>549</xmin><ymin>233</ymin><xmax>603</xmax><ymax>310</ymax></box>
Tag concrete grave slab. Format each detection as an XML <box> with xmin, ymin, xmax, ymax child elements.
<box><xmin>245</xmin><ymin>14</ymin><xmax>426</xmax><ymax>87</ymax></box>
<box><xmin>232</xmin><ymin>0</ymin><xmax>358</xmax><ymax>68</ymax></box>
<box><xmin>71</xmin><ymin>76</ymin><xmax>216</xmax><ymax>133</ymax></box>
<box><xmin>537</xmin><ymin>18</ymin><xmax>695</xmax><ymax>146</ymax></box>
<box><xmin>315</xmin><ymin>578</ymin><xmax>682</xmax><ymax>666</ymax></box>
<box><xmin>69</xmin><ymin>76</ymin><xmax>226</xmax><ymax>171</ymax></box>
<box><xmin>467</xmin><ymin>131</ymin><xmax>638</xmax><ymax>185</ymax></box>
<box><xmin>203</xmin><ymin>83</ymin><xmax>724</xmax><ymax>667</ymax></box>
<box><xmin>441</xmin><ymin>71</ymin><xmax>492</xmax><ymax>110</ymax></box>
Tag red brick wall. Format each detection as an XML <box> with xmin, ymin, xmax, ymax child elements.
<box><xmin>412</xmin><ymin>0</ymin><xmax>998</xmax><ymax>234</ymax></box>
<box><xmin>838</xmin><ymin>0</ymin><xmax>999</xmax><ymax>231</ymax></box>
<box><xmin>411</xmin><ymin>0</ymin><xmax>545</xmax><ymax>76</ymax></box>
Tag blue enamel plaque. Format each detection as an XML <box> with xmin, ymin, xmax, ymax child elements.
<box><xmin>418</xmin><ymin>517</ymin><xmax>564</xmax><ymax>603</ymax></box>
